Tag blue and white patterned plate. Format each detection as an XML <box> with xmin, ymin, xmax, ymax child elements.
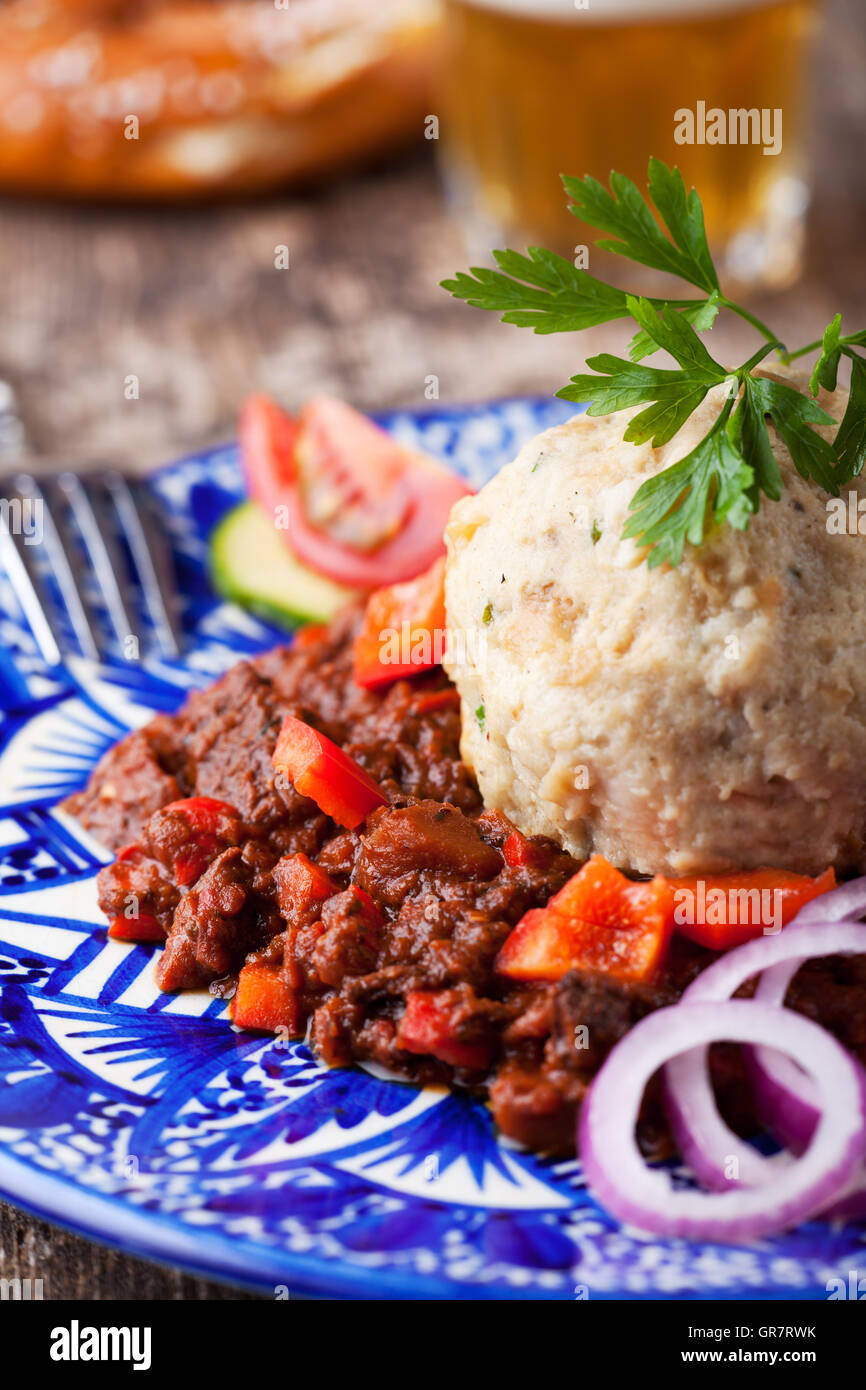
<box><xmin>0</xmin><ymin>396</ymin><xmax>862</xmax><ymax>1300</ymax></box>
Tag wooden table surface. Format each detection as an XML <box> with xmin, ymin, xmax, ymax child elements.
<box><xmin>0</xmin><ymin>0</ymin><xmax>864</xmax><ymax>1301</ymax></box>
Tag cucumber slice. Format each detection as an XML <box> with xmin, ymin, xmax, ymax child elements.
<box><xmin>210</xmin><ymin>501</ymin><xmax>359</xmax><ymax>628</ymax></box>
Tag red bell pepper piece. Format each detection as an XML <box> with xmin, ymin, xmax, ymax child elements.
<box><xmin>545</xmin><ymin>854</ymin><xmax>659</xmax><ymax>922</ymax></box>
<box><xmin>337</xmin><ymin>885</ymin><xmax>383</xmax><ymax>931</ymax></box>
<box><xmin>410</xmin><ymin>688</ymin><xmax>460</xmax><ymax>716</ymax></box>
<box><xmin>496</xmin><ymin>855</ymin><xmax>673</xmax><ymax>983</ymax></box>
<box><xmin>272</xmin><ymin>715</ymin><xmax>387</xmax><ymax>830</ymax></box>
<box><xmin>353</xmin><ymin>556</ymin><xmax>447</xmax><ymax>689</ymax></box>
<box><xmin>396</xmin><ymin>990</ymin><xmax>493</xmax><ymax>1071</ymax></box>
<box><xmin>502</xmin><ymin>830</ymin><xmax>551</xmax><ymax>870</ymax></box>
<box><xmin>108</xmin><ymin>913</ymin><xmax>165</xmax><ymax>943</ymax></box>
<box><xmin>149</xmin><ymin>796</ymin><xmax>243</xmax><ymax>887</ymax></box>
<box><xmin>115</xmin><ymin>843</ymin><xmax>143</xmax><ymax>863</ymax></box>
<box><xmin>160</xmin><ymin>796</ymin><xmax>241</xmax><ymax>836</ymax></box>
<box><xmin>496</xmin><ymin>905</ymin><xmax>671</xmax><ymax>984</ymax></box>
<box><xmin>662</xmin><ymin>865</ymin><xmax>836</xmax><ymax>950</ymax></box>
<box><xmin>293</xmin><ymin>624</ymin><xmax>328</xmax><ymax>650</ymax></box>
<box><xmin>274</xmin><ymin>851</ymin><xmax>337</xmax><ymax>926</ymax></box>
<box><xmin>232</xmin><ymin>961</ymin><xmax>303</xmax><ymax>1034</ymax></box>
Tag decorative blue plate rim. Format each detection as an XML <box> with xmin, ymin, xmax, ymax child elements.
<box><xmin>0</xmin><ymin>394</ymin><xmax>862</xmax><ymax>1302</ymax></box>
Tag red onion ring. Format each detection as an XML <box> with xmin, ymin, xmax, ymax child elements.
<box><xmin>820</xmin><ymin>1172</ymin><xmax>866</xmax><ymax>1222</ymax></box>
<box><xmin>579</xmin><ymin>999</ymin><xmax>866</xmax><ymax>1243</ymax></box>
<box><xmin>663</xmin><ymin>920</ymin><xmax>866</xmax><ymax>1199</ymax></box>
<box><xmin>751</xmin><ymin>957</ymin><xmax>820</xmax><ymax>1150</ymax></box>
<box><xmin>793</xmin><ymin>876</ymin><xmax>866</xmax><ymax>926</ymax></box>
<box><xmin>747</xmin><ymin>874</ymin><xmax>866</xmax><ymax>1147</ymax></box>
<box><xmin>679</xmin><ymin>918</ymin><xmax>866</xmax><ymax>1004</ymax></box>
<box><xmin>662</xmin><ymin>1055</ymin><xmax>792</xmax><ymax>1191</ymax></box>
<box><xmin>751</xmin><ymin>928</ymin><xmax>866</xmax><ymax>1219</ymax></box>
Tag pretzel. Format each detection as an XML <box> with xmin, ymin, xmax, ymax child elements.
<box><xmin>0</xmin><ymin>0</ymin><xmax>441</xmax><ymax>197</ymax></box>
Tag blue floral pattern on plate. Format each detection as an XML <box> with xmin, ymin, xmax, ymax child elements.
<box><xmin>0</xmin><ymin>397</ymin><xmax>862</xmax><ymax>1300</ymax></box>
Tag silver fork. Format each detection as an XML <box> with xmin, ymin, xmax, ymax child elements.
<box><xmin>0</xmin><ymin>469</ymin><xmax>183</xmax><ymax>667</ymax></box>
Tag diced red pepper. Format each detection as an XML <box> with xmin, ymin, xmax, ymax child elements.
<box><xmin>662</xmin><ymin>866</ymin><xmax>836</xmax><ymax>950</ymax></box>
<box><xmin>410</xmin><ymin>688</ymin><xmax>460</xmax><ymax>716</ymax></box>
<box><xmin>160</xmin><ymin>796</ymin><xmax>241</xmax><ymax>836</ymax></box>
<box><xmin>274</xmin><ymin>852</ymin><xmax>337</xmax><ymax>926</ymax></box>
<box><xmin>108</xmin><ymin>913</ymin><xmax>165</xmax><ymax>943</ymax></box>
<box><xmin>150</xmin><ymin>796</ymin><xmax>243</xmax><ymax>887</ymax></box>
<box><xmin>232</xmin><ymin>961</ymin><xmax>303</xmax><ymax>1034</ymax></box>
<box><xmin>339</xmin><ymin>885</ymin><xmax>383</xmax><ymax>931</ymax></box>
<box><xmin>496</xmin><ymin>855</ymin><xmax>838</xmax><ymax>982</ymax></box>
<box><xmin>496</xmin><ymin>906</ymin><xmax>670</xmax><ymax>984</ymax></box>
<box><xmin>293</xmin><ymin>624</ymin><xmax>328</xmax><ymax>650</ymax></box>
<box><xmin>272</xmin><ymin>715</ymin><xmax>387</xmax><ymax>830</ymax></box>
<box><xmin>502</xmin><ymin>830</ymin><xmax>551</xmax><ymax>870</ymax></box>
<box><xmin>353</xmin><ymin>556</ymin><xmax>447</xmax><ymax>689</ymax></box>
<box><xmin>546</xmin><ymin>854</ymin><xmax>660</xmax><ymax>923</ymax></box>
<box><xmin>116</xmin><ymin>842</ymin><xmax>143</xmax><ymax>864</ymax></box>
<box><xmin>496</xmin><ymin>855</ymin><xmax>673</xmax><ymax>983</ymax></box>
<box><xmin>396</xmin><ymin>991</ymin><xmax>493</xmax><ymax>1071</ymax></box>
<box><xmin>173</xmin><ymin>842</ymin><xmax>220</xmax><ymax>888</ymax></box>
<box><xmin>496</xmin><ymin>909</ymin><xmax>573</xmax><ymax>982</ymax></box>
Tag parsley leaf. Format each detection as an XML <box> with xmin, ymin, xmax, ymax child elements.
<box><xmin>810</xmin><ymin>314</ymin><xmax>842</xmax><ymax>394</ymax></box>
<box><xmin>560</xmin><ymin>358</ymin><xmax>706</xmax><ymax>414</ymax></box>
<box><xmin>626</xmin><ymin>297</ymin><xmax>725</xmax><ymax>377</ymax></box>
<box><xmin>442</xmin><ymin>156</ymin><xmax>866</xmax><ymax>567</ymax></box>
<box><xmin>559</xmin><ymin>298</ymin><xmax>729</xmax><ymax>447</ymax></box>
<box><xmin>728</xmin><ymin>376</ymin><xmax>783</xmax><ymax>504</ymax></box>
<box><xmin>441</xmin><ymin>247</ymin><xmax>634</xmax><ymax>334</ymax></box>
<box><xmin>562</xmin><ymin>159</ymin><xmax>719</xmax><ymax>294</ymax></box>
<box><xmin>623</xmin><ymin>403</ymin><xmax>754</xmax><ymax>568</ymax></box>
<box><xmin>835</xmin><ymin>354</ymin><xmax>866</xmax><ymax>479</ymax></box>
<box><xmin>750</xmin><ymin>377</ymin><xmax>838</xmax><ymax>494</ymax></box>
<box><xmin>628</xmin><ymin>290</ymin><xmax>721</xmax><ymax>362</ymax></box>
<box><xmin>558</xmin><ymin>358</ymin><xmax>722</xmax><ymax>448</ymax></box>
<box><xmin>645</xmin><ymin>157</ymin><xmax>720</xmax><ymax>294</ymax></box>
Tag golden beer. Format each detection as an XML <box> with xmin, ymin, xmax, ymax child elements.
<box><xmin>439</xmin><ymin>0</ymin><xmax>821</xmax><ymax>286</ymax></box>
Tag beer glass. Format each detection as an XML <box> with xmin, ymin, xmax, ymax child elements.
<box><xmin>438</xmin><ymin>0</ymin><xmax>822</xmax><ymax>288</ymax></box>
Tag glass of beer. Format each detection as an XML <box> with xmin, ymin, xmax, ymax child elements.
<box><xmin>437</xmin><ymin>0</ymin><xmax>822</xmax><ymax>288</ymax></box>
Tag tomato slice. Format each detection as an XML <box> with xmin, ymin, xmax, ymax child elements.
<box><xmin>272</xmin><ymin>715</ymin><xmax>388</xmax><ymax>830</ymax></box>
<box><xmin>353</xmin><ymin>556</ymin><xmax>447</xmax><ymax>688</ymax></box>
<box><xmin>239</xmin><ymin>393</ymin><xmax>298</xmax><ymax>517</ymax></box>
<box><xmin>295</xmin><ymin>396</ymin><xmax>412</xmax><ymax>552</ymax></box>
<box><xmin>239</xmin><ymin>394</ymin><xmax>472</xmax><ymax>589</ymax></box>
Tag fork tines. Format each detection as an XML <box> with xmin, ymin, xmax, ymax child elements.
<box><xmin>0</xmin><ymin>471</ymin><xmax>183</xmax><ymax>667</ymax></box>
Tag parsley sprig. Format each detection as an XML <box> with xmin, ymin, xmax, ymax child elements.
<box><xmin>442</xmin><ymin>157</ymin><xmax>866</xmax><ymax>567</ymax></box>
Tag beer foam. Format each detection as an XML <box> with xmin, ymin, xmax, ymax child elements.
<box><xmin>459</xmin><ymin>0</ymin><xmax>781</xmax><ymax>20</ymax></box>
